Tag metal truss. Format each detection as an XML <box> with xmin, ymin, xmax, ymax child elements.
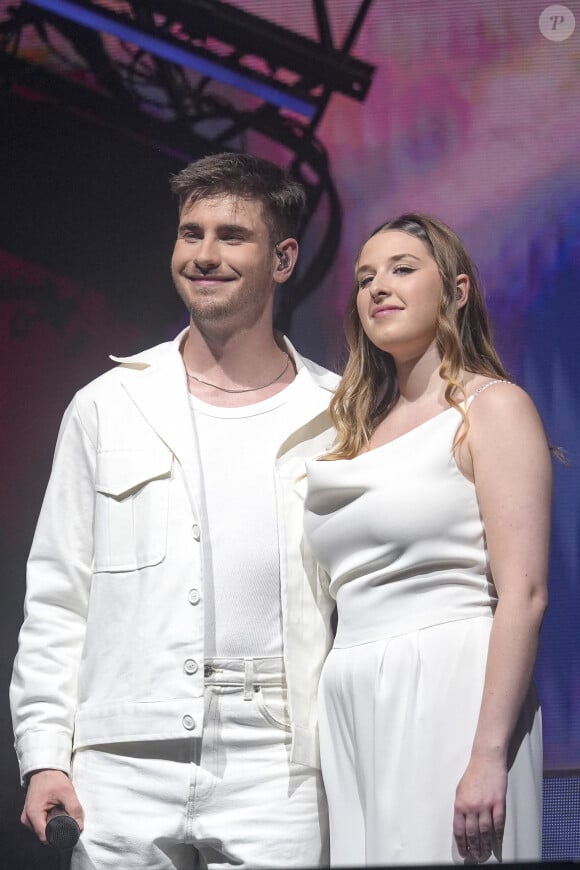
<box><xmin>0</xmin><ymin>0</ymin><xmax>375</xmax><ymax>329</ymax></box>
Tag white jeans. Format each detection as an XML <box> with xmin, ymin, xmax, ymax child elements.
<box><xmin>70</xmin><ymin>657</ymin><xmax>328</xmax><ymax>869</ymax></box>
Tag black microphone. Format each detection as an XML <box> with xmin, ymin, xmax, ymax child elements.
<box><xmin>45</xmin><ymin>808</ymin><xmax>81</xmax><ymax>851</ymax></box>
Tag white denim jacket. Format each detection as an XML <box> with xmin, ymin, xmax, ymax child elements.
<box><xmin>10</xmin><ymin>330</ymin><xmax>338</xmax><ymax>782</ymax></box>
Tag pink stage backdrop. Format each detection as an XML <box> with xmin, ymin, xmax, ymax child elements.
<box><xmin>1</xmin><ymin>0</ymin><xmax>579</xmax><ymax>774</ymax></box>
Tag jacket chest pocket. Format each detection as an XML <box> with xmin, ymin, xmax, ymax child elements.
<box><xmin>94</xmin><ymin>449</ymin><xmax>173</xmax><ymax>572</ymax></box>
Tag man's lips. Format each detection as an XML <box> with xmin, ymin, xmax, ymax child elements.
<box><xmin>184</xmin><ymin>274</ymin><xmax>233</xmax><ymax>283</ymax></box>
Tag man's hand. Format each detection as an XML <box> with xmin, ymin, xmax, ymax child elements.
<box><xmin>21</xmin><ymin>769</ymin><xmax>84</xmax><ymax>843</ymax></box>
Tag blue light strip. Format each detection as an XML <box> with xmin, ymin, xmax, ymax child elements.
<box><xmin>27</xmin><ymin>0</ymin><xmax>316</xmax><ymax>118</ymax></box>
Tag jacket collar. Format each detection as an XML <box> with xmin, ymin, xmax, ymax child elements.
<box><xmin>109</xmin><ymin>329</ymin><xmax>338</xmax><ymax>465</ymax></box>
<box><xmin>111</xmin><ymin>327</ymin><xmax>338</xmax><ymax>394</ymax></box>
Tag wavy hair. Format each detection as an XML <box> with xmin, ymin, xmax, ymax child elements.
<box><xmin>326</xmin><ymin>213</ymin><xmax>510</xmax><ymax>460</ymax></box>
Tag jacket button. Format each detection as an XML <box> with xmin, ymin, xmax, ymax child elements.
<box><xmin>182</xmin><ymin>715</ymin><xmax>195</xmax><ymax>731</ymax></box>
<box><xmin>188</xmin><ymin>588</ymin><xmax>201</xmax><ymax>605</ymax></box>
<box><xmin>192</xmin><ymin>524</ymin><xmax>201</xmax><ymax>541</ymax></box>
<box><xmin>184</xmin><ymin>659</ymin><xmax>199</xmax><ymax>675</ymax></box>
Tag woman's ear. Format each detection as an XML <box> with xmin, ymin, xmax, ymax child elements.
<box><xmin>456</xmin><ymin>274</ymin><xmax>470</xmax><ymax>308</ymax></box>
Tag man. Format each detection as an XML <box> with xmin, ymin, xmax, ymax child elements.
<box><xmin>10</xmin><ymin>152</ymin><xmax>338</xmax><ymax>868</ymax></box>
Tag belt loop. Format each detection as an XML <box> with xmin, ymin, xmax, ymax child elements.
<box><xmin>243</xmin><ymin>658</ymin><xmax>254</xmax><ymax>700</ymax></box>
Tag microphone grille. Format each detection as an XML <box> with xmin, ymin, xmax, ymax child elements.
<box><xmin>45</xmin><ymin>814</ymin><xmax>81</xmax><ymax>850</ymax></box>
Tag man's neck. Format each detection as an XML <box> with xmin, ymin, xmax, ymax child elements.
<box><xmin>181</xmin><ymin>321</ymin><xmax>296</xmax><ymax>408</ymax></box>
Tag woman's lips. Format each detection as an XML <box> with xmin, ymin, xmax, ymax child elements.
<box><xmin>373</xmin><ymin>305</ymin><xmax>403</xmax><ymax>317</ymax></box>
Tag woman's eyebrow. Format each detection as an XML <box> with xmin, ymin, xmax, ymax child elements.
<box><xmin>356</xmin><ymin>252</ymin><xmax>422</xmax><ymax>274</ymax></box>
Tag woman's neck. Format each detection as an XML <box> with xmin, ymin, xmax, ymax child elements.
<box><xmin>394</xmin><ymin>344</ymin><xmax>446</xmax><ymax>405</ymax></box>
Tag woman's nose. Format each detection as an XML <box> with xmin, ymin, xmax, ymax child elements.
<box><xmin>369</xmin><ymin>280</ymin><xmax>389</xmax><ymax>300</ymax></box>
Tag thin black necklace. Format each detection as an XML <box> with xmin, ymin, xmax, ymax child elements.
<box><xmin>185</xmin><ymin>352</ymin><xmax>291</xmax><ymax>394</ymax></box>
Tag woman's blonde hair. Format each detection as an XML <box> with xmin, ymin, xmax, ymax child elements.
<box><xmin>326</xmin><ymin>213</ymin><xmax>510</xmax><ymax>460</ymax></box>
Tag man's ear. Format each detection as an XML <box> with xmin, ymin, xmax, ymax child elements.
<box><xmin>273</xmin><ymin>238</ymin><xmax>299</xmax><ymax>284</ymax></box>
<box><xmin>456</xmin><ymin>274</ymin><xmax>470</xmax><ymax>308</ymax></box>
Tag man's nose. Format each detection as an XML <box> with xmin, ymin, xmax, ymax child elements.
<box><xmin>193</xmin><ymin>238</ymin><xmax>220</xmax><ymax>270</ymax></box>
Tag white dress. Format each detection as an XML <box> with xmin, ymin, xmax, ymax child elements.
<box><xmin>304</xmin><ymin>402</ymin><xmax>542</xmax><ymax>866</ymax></box>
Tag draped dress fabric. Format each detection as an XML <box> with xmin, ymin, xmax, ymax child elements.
<box><xmin>303</xmin><ymin>403</ymin><xmax>542</xmax><ymax>866</ymax></box>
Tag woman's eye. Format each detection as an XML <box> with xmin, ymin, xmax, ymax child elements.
<box><xmin>393</xmin><ymin>265</ymin><xmax>414</xmax><ymax>275</ymax></box>
<box><xmin>357</xmin><ymin>275</ymin><xmax>373</xmax><ymax>289</ymax></box>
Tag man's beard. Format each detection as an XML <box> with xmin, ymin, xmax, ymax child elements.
<box><xmin>176</xmin><ymin>283</ymin><xmax>268</xmax><ymax>331</ymax></box>
<box><xmin>187</xmin><ymin>295</ymin><xmax>233</xmax><ymax>323</ymax></box>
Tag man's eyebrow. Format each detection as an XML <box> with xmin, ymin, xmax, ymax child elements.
<box><xmin>217</xmin><ymin>223</ymin><xmax>255</xmax><ymax>238</ymax></box>
<box><xmin>177</xmin><ymin>221</ymin><xmax>256</xmax><ymax>238</ymax></box>
<box><xmin>356</xmin><ymin>252</ymin><xmax>422</xmax><ymax>275</ymax></box>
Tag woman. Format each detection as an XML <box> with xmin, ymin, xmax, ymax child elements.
<box><xmin>304</xmin><ymin>214</ymin><xmax>551</xmax><ymax>866</ymax></box>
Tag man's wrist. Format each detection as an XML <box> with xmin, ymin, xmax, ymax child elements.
<box><xmin>24</xmin><ymin>768</ymin><xmax>69</xmax><ymax>788</ymax></box>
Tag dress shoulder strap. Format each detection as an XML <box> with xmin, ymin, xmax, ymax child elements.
<box><xmin>468</xmin><ymin>379</ymin><xmax>514</xmax><ymax>404</ymax></box>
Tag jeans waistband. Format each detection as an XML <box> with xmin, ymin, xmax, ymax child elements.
<box><xmin>204</xmin><ymin>656</ymin><xmax>286</xmax><ymax>699</ymax></box>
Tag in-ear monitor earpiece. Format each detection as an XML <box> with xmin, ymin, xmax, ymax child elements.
<box><xmin>276</xmin><ymin>248</ymin><xmax>289</xmax><ymax>270</ymax></box>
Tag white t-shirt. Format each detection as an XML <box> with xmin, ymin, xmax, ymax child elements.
<box><xmin>189</xmin><ymin>371</ymin><xmax>308</xmax><ymax>658</ymax></box>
